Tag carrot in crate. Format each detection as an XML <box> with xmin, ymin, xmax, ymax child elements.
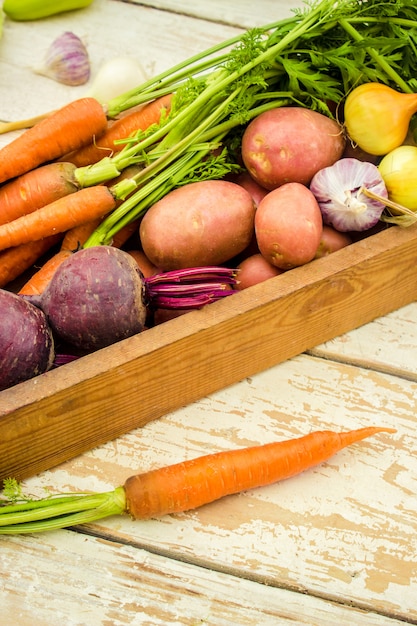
<box><xmin>60</xmin><ymin>217</ymin><xmax>104</xmax><ymax>251</ymax></box>
<box><xmin>66</xmin><ymin>94</ymin><xmax>173</xmax><ymax>167</ymax></box>
<box><xmin>0</xmin><ymin>186</ymin><xmax>116</xmax><ymax>252</ymax></box>
<box><xmin>0</xmin><ymin>426</ymin><xmax>395</xmax><ymax>534</ymax></box>
<box><xmin>18</xmin><ymin>249</ymin><xmax>73</xmax><ymax>296</ymax></box>
<box><xmin>0</xmin><ymin>235</ymin><xmax>61</xmax><ymax>288</ymax></box>
<box><xmin>18</xmin><ymin>218</ymin><xmax>104</xmax><ymax>296</ymax></box>
<box><xmin>0</xmin><ymin>98</ymin><xmax>107</xmax><ymax>185</ymax></box>
<box><xmin>0</xmin><ymin>162</ymin><xmax>79</xmax><ymax>226</ymax></box>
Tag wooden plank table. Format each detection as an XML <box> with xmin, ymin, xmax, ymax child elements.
<box><xmin>0</xmin><ymin>1</ymin><xmax>416</xmax><ymax>624</ymax></box>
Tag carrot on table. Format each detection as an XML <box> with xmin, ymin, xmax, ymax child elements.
<box><xmin>0</xmin><ymin>235</ymin><xmax>61</xmax><ymax>288</ymax></box>
<box><xmin>0</xmin><ymin>426</ymin><xmax>395</xmax><ymax>534</ymax></box>
<box><xmin>0</xmin><ymin>185</ymin><xmax>117</xmax><ymax>252</ymax></box>
<box><xmin>66</xmin><ymin>94</ymin><xmax>173</xmax><ymax>167</ymax></box>
<box><xmin>0</xmin><ymin>162</ymin><xmax>78</xmax><ymax>227</ymax></box>
<box><xmin>124</xmin><ymin>426</ymin><xmax>396</xmax><ymax>519</ymax></box>
<box><xmin>0</xmin><ymin>97</ymin><xmax>107</xmax><ymax>185</ymax></box>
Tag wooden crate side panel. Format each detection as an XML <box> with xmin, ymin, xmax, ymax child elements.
<box><xmin>1</xmin><ymin>225</ymin><xmax>417</xmax><ymax>480</ymax></box>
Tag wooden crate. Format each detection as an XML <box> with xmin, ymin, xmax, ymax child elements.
<box><xmin>1</xmin><ymin>222</ymin><xmax>417</xmax><ymax>482</ymax></box>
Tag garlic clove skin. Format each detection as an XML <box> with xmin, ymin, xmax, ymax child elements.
<box><xmin>310</xmin><ymin>158</ymin><xmax>388</xmax><ymax>232</ymax></box>
<box><xmin>35</xmin><ymin>32</ymin><xmax>90</xmax><ymax>86</ymax></box>
<box><xmin>86</xmin><ymin>56</ymin><xmax>148</xmax><ymax>104</ymax></box>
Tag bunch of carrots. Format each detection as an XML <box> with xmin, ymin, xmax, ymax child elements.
<box><xmin>0</xmin><ymin>94</ymin><xmax>173</xmax><ymax>293</ymax></box>
<box><xmin>2</xmin><ymin>0</ymin><xmax>417</xmax><ymax>295</ymax></box>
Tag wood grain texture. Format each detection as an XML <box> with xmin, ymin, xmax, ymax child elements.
<box><xmin>15</xmin><ymin>354</ymin><xmax>417</xmax><ymax>623</ymax></box>
<box><xmin>0</xmin><ymin>530</ymin><xmax>408</xmax><ymax>626</ymax></box>
<box><xmin>309</xmin><ymin>302</ymin><xmax>417</xmax><ymax>381</ymax></box>
<box><xmin>126</xmin><ymin>0</ymin><xmax>302</xmax><ymax>28</ymax></box>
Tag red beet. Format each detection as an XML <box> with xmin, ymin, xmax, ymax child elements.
<box><xmin>24</xmin><ymin>247</ymin><xmax>238</xmax><ymax>353</ymax></box>
<box><xmin>29</xmin><ymin>246</ymin><xmax>147</xmax><ymax>351</ymax></box>
<box><xmin>0</xmin><ymin>289</ymin><xmax>54</xmax><ymax>391</ymax></box>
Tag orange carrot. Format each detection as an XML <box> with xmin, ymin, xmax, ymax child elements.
<box><xmin>18</xmin><ymin>249</ymin><xmax>74</xmax><ymax>296</ymax></box>
<box><xmin>0</xmin><ymin>426</ymin><xmax>395</xmax><ymax>534</ymax></box>
<box><xmin>124</xmin><ymin>426</ymin><xmax>396</xmax><ymax>519</ymax></box>
<box><xmin>109</xmin><ymin>218</ymin><xmax>141</xmax><ymax>249</ymax></box>
<box><xmin>0</xmin><ymin>162</ymin><xmax>78</xmax><ymax>227</ymax></box>
<box><xmin>66</xmin><ymin>94</ymin><xmax>173</xmax><ymax>167</ymax></box>
<box><xmin>0</xmin><ymin>186</ymin><xmax>116</xmax><ymax>252</ymax></box>
<box><xmin>18</xmin><ymin>212</ymin><xmax>138</xmax><ymax>296</ymax></box>
<box><xmin>17</xmin><ymin>219</ymin><xmax>104</xmax><ymax>296</ymax></box>
<box><xmin>0</xmin><ymin>235</ymin><xmax>61</xmax><ymax>288</ymax></box>
<box><xmin>60</xmin><ymin>217</ymin><xmax>104</xmax><ymax>252</ymax></box>
<box><xmin>0</xmin><ymin>98</ymin><xmax>107</xmax><ymax>185</ymax></box>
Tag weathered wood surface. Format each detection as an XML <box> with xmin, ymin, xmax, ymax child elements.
<box><xmin>309</xmin><ymin>302</ymin><xmax>417</xmax><ymax>381</ymax></box>
<box><xmin>127</xmin><ymin>0</ymin><xmax>302</xmax><ymax>28</ymax></box>
<box><xmin>0</xmin><ymin>1</ymin><xmax>416</xmax><ymax>625</ymax></box>
<box><xmin>1</xmin><ymin>530</ymin><xmax>409</xmax><ymax>626</ymax></box>
<box><xmin>1</xmin><ymin>354</ymin><xmax>416</xmax><ymax>624</ymax></box>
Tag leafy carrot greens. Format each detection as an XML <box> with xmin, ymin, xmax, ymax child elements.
<box><xmin>72</xmin><ymin>0</ymin><xmax>417</xmax><ymax>247</ymax></box>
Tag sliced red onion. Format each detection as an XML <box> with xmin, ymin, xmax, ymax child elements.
<box><xmin>309</xmin><ymin>158</ymin><xmax>388</xmax><ymax>232</ymax></box>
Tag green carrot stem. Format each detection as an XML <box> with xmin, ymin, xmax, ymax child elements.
<box><xmin>337</xmin><ymin>18</ymin><xmax>413</xmax><ymax>93</ymax></box>
<box><xmin>104</xmin><ymin>17</ymin><xmax>300</xmax><ymax>116</ymax></box>
<box><xmin>0</xmin><ymin>487</ymin><xmax>126</xmax><ymax>534</ymax></box>
<box><xmin>85</xmin><ymin>144</ymin><xmax>223</xmax><ymax>247</ymax></box>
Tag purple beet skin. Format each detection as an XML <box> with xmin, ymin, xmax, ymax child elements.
<box><xmin>0</xmin><ymin>289</ymin><xmax>55</xmax><ymax>392</ymax></box>
<box><xmin>30</xmin><ymin>246</ymin><xmax>148</xmax><ymax>351</ymax></box>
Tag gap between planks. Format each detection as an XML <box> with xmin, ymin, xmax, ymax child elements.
<box><xmin>72</xmin><ymin>524</ymin><xmax>417</xmax><ymax>625</ymax></box>
<box><xmin>306</xmin><ymin>350</ymin><xmax>417</xmax><ymax>384</ymax></box>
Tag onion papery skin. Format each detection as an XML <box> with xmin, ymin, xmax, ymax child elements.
<box><xmin>378</xmin><ymin>146</ymin><xmax>417</xmax><ymax>211</ymax></box>
<box><xmin>344</xmin><ymin>83</ymin><xmax>417</xmax><ymax>156</ymax></box>
<box><xmin>310</xmin><ymin>158</ymin><xmax>388</xmax><ymax>232</ymax></box>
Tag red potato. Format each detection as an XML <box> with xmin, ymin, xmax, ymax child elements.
<box><xmin>233</xmin><ymin>170</ymin><xmax>269</xmax><ymax>207</ymax></box>
<box><xmin>153</xmin><ymin>308</ymin><xmax>194</xmax><ymax>325</ymax></box>
<box><xmin>140</xmin><ymin>180</ymin><xmax>256</xmax><ymax>271</ymax></box>
<box><xmin>241</xmin><ymin>107</ymin><xmax>345</xmax><ymax>190</ymax></box>
<box><xmin>315</xmin><ymin>225</ymin><xmax>352</xmax><ymax>259</ymax></box>
<box><xmin>255</xmin><ymin>183</ymin><xmax>323</xmax><ymax>270</ymax></box>
<box><xmin>235</xmin><ymin>253</ymin><xmax>284</xmax><ymax>290</ymax></box>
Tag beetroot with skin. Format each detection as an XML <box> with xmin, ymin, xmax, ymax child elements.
<box><xmin>0</xmin><ymin>289</ymin><xmax>54</xmax><ymax>391</ymax></box>
<box><xmin>30</xmin><ymin>246</ymin><xmax>147</xmax><ymax>351</ymax></box>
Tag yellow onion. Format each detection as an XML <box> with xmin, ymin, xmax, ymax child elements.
<box><xmin>378</xmin><ymin>145</ymin><xmax>417</xmax><ymax>211</ymax></box>
<box><xmin>344</xmin><ymin>83</ymin><xmax>417</xmax><ymax>156</ymax></box>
